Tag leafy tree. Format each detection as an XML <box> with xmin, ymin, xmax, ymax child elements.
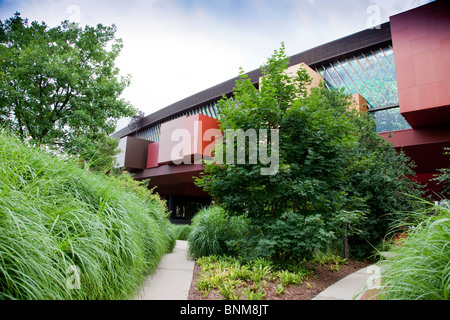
<box><xmin>432</xmin><ymin>147</ymin><xmax>450</xmax><ymax>196</ymax></box>
<box><xmin>196</xmin><ymin>43</ymin><xmax>422</xmax><ymax>260</ymax></box>
<box><xmin>0</xmin><ymin>13</ymin><xmax>135</xmax><ymax>170</ymax></box>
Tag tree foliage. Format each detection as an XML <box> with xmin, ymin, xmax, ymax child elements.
<box><xmin>0</xmin><ymin>13</ymin><xmax>135</xmax><ymax>170</ymax></box>
<box><xmin>432</xmin><ymin>147</ymin><xmax>450</xmax><ymax>195</ymax></box>
<box><xmin>196</xmin><ymin>43</ymin><xmax>423</xmax><ymax>259</ymax></box>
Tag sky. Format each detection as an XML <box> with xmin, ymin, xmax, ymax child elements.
<box><xmin>0</xmin><ymin>0</ymin><xmax>433</xmax><ymax>130</ymax></box>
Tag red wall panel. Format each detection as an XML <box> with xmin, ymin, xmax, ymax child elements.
<box><xmin>390</xmin><ymin>1</ymin><xmax>450</xmax><ymax>127</ymax></box>
<box><xmin>156</xmin><ymin>114</ymin><xmax>220</xmax><ymax>165</ymax></box>
<box><xmin>147</xmin><ymin>142</ymin><xmax>159</xmax><ymax>168</ymax></box>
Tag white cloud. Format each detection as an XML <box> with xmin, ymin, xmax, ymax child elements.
<box><xmin>369</xmin><ymin>0</ymin><xmax>433</xmax><ymax>21</ymax></box>
<box><xmin>0</xmin><ymin>0</ymin><xmax>431</xmax><ymax>130</ymax></box>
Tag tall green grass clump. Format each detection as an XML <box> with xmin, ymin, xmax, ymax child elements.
<box><xmin>0</xmin><ymin>131</ymin><xmax>175</xmax><ymax>300</ymax></box>
<box><xmin>188</xmin><ymin>206</ymin><xmax>249</xmax><ymax>258</ymax></box>
<box><xmin>377</xmin><ymin>202</ymin><xmax>450</xmax><ymax>300</ymax></box>
<box><xmin>172</xmin><ymin>224</ymin><xmax>193</xmax><ymax>240</ymax></box>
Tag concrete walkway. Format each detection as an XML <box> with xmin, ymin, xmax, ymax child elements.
<box><xmin>133</xmin><ymin>240</ymin><xmax>195</xmax><ymax>300</ymax></box>
<box><xmin>312</xmin><ymin>265</ymin><xmax>381</xmax><ymax>300</ymax></box>
<box><xmin>133</xmin><ymin>239</ymin><xmax>380</xmax><ymax>300</ymax></box>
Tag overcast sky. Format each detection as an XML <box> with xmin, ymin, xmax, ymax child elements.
<box><xmin>0</xmin><ymin>0</ymin><xmax>432</xmax><ymax>130</ymax></box>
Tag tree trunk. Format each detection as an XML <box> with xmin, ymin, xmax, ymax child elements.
<box><xmin>343</xmin><ymin>233</ymin><xmax>349</xmax><ymax>259</ymax></box>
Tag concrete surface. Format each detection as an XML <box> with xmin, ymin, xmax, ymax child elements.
<box><xmin>312</xmin><ymin>265</ymin><xmax>381</xmax><ymax>300</ymax></box>
<box><xmin>133</xmin><ymin>239</ymin><xmax>380</xmax><ymax>301</ymax></box>
<box><xmin>133</xmin><ymin>240</ymin><xmax>195</xmax><ymax>300</ymax></box>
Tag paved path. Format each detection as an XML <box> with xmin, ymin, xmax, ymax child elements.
<box><xmin>312</xmin><ymin>265</ymin><xmax>380</xmax><ymax>300</ymax></box>
<box><xmin>133</xmin><ymin>240</ymin><xmax>195</xmax><ymax>300</ymax></box>
<box><xmin>133</xmin><ymin>239</ymin><xmax>379</xmax><ymax>300</ymax></box>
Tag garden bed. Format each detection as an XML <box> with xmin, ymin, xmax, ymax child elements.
<box><xmin>188</xmin><ymin>259</ymin><xmax>371</xmax><ymax>300</ymax></box>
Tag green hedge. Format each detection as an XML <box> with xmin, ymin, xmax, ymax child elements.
<box><xmin>0</xmin><ymin>131</ymin><xmax>175</xmax><ymax>299</ymax></box>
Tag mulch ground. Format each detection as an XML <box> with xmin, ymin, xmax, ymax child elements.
<box><xmin>188</xmin><ymin>259</ymin><xmax>371</xmax><ymax>300</ymax></box>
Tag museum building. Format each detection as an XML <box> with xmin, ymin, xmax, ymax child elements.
<box><xmin>112</xmin><ymin>1</ymin><xmax>450</xmax><ymax>223</ymax></box>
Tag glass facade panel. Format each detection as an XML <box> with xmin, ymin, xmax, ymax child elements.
<box><xmin>318</xmin><ymin>46</ymin><xmax>400</xmax><ymax>109</ymax></box>
<box><xmin>357</xmin><ymin>53</ymin><xmax>395</xmax><ymax>106</ymax></box>
<box><xmin>134</xmin><ymin>102</ymin><xmax>220</xmax><ymax>141</ymax></box>
<box><xmin>332</xmin><ymin>62</ymin><xmax>358</xmax><ymax>95</ymax></box>
<box><xmin>347</xmin><ymin>56</ymin><xmax>382</xmax><ymax>107</ymax></box>
<box><xmin>364</xmin><ymin>51</ymin><xmax>399</xmax><ymax>104</ymax></box>
<box><xmin>373</xmin><ymin>107</ymin><xmax>411</xmax><ymax>133</ymax></box>
<box><xmin>317</xmin><ymin>66</ymin><xmax>337</xmax><ymax>87</ymax></box>
<box><xmin>325</xmin><ymin>65</ymin><xmax>346</xmax><ymax>89</ymax></box>
<box><xmin>317</xmin><ymin>46</ymin><xmax>411</xmax><ymax>133</ymax></box>
<box><xmin>341</xmin><ymin>57</ymin><xmax>379</xmax><ymax>107</ymax></box>
<box><xmin>378</xmin><ymin>48</ymin><xmax>397</xmax><ymax>82</ymax></box>
<box><xmin>356</xmin><ymin>54</ymin><xmax>386</xmax><ymax>104</ymax></box>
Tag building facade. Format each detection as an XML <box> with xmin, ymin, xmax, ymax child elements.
<box><xmin>113</xmin><ymin>1</ymin><xmax>450</xmax><ymax>223</ymax></box>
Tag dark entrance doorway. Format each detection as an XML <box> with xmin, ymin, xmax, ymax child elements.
<box><xmin>167</xmin><ymin>195</ymin><xmax>212</xmax><ymax>224</ymax></box>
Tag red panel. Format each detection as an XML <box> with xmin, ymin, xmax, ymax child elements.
<box><xmin>413</xmin><ymin>50</ymin><xmax>445</xmax><ymax>86</ymax></box>
<box><xmin>379</xmin><ymin>126</ymin><xmax>450</xmax><ymax>148</ymax></box>
<box><xmin>411</xmin><ymin>36</ymin><xmax>430</xmax><ymax>55</ymax></box>
<box><xmin>134</xmin><ymin>163</ymin><xmax>210</xmax><ymax>197</ymax></box>
<box><xmin>437</xmin><ymin>14</ymin><xmax>450</xmax><ymax>39</ymax></box>
<box><xmin>446</xmin><ymin>62</ymin><xmax>450</xmax><ymax>95</ymax></box>
<box><xmin>158</xmin><ymin>117</ymin><xmax>186</xmax><ymax>164</ymax></box>
<box><xmin>408</xmin><ymin>173</ymin><xmax>443</xmax><ymax>199</ymax></box>
<box><xmin>395</xmin><ymin>56</ymin><xmax>416</xmax><ymax>90</ymax></box>
<box><xmin>379</xmin><ymin>126</ymin><xmax>450</xmax><ymax>197</ymax></box>
<box><xmin>443</xmin><ymin>38</ymin><xmax>450</xmax><ymax>63</ymax></box>
<box><xmin>391</xmin><ymin>28</ymin><xmax>412</xmax><ymax>59</ymax></box>
<box><xmin>390</xmin><ymin>1</ymin><xmax>450</xmax><ymax>128</ymax></box>
<box><xmin>184</xmin><ymin>114</ymin><xmax>221</xmax><ymax>158</ymax></box>
<box><xmin>147</xmin><ymin>142</ymin><xmax>159</xmax><ymax>168</ymax></box>
<box><xmin>156</xmin><ymin>114</ymin><xmax>220</xmax><ymax>165</ymax></box>
<box><xmin>197</xmin><ymin>113</ymin><xmax>221</xmax><ymax>158</ymax></box>
<box><xmin>401</xmin><ymin>104</ymin><xmax>450</xmax><ymax>128</ymax></box>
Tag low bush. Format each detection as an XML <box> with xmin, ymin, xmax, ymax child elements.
<box><xmin>228</xmin><ymin>211</ymin><xmax>361</xmax><ymax>261</ymax></box>
<box><xmin>195</xmin><ymin>255</ymin><xmax>311</xmax><ymax>300</ymax></box>
<box><xmin>187</xmin><ymin>206</ymin><xmax>249</xmax><ymax>258</ymax></box>
<box><xmin>376</xmin><ymin>201</ymin><xmax>450</xmax><ymax>300</ymax></box>
<box><xmin>0</xmin><ymin>131</ymin><xmax>175</xmax><ymax>300</ymax></box>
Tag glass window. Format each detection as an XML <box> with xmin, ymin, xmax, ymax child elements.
<box><xmin>341</xmin><ymin>57</ymin><xmax>379</xmax><ymax>108</ymax></box>
<box><xmin>372</xmin><ymin>107</ymin><xmax>411</xmax><ymax>133</ymax></box>
<box><xmin>365</xmin><ymin>51</ymin><xmax>399</xmax><ymax>104</ymax></box>
<box><xmin>325</xmin><ymin>65</ymin><xmax>346</xmax><ymax>90</ymax></box>
<box><xmin>378</xmin><ymin>47</ymin><xmax>397</xmax><ymax>81</ymax></box>
<box><xmin>332</xmin><ymin>62</ymin><xmax>359</xmax><ymax>95</ymax></box>
<box><xmin>353</xmin><ymin>54</ymin><xmax>391</xmax><ymax>107</ymax></box>
<box><xmin>318</xmin><ymin>46</ymin><xmax>401</xmax><ymax>109</ymax></box>
<box><xmin>317</xmin><ymin>66</ymin><xmax>338</xmax><ymax>89</ymax></box>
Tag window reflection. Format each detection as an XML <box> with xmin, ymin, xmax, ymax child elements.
<box><xmin>373</xmin><ymin>107</ymin><xmax>411</xmax><ymax>132</ymax></box>
<box><xmin>344</xmin><ymin>57</ymin><xmax>379</xmax><ymax>107</ymax></box>
<box><xmin>333</xmin><ymin>62</ymin><xmax>358</xmax><ymax>95</ymax></box>
<box><xmin>318</xmin><ymin>46</ymin><xmax>400</xmax><ymax>110</ymax></box>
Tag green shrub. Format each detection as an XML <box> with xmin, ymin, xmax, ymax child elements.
<box><xmin>194</xmin><ymin>255</ymin><xmax>309</xmax><ymax>300</ymax></box>
<box><xmin>187</xmin><ymin>206</ymin><xmax>249</xmax><ymax>258</ymax></box>
<box><xmin>228</xmin><ymin>211</ymin><xmax>360</xmax><ymax>261</ymax></box>
<box><xmin>172</xmin><ymin>224</ymin><xmax>193</xmax><ymax>240</ymax></box>
<box><xmin>0</xmin><ymin>131</ymin><xmax>175</xmax><ymax>300</ymax></box>
<box><xmin>377</xmin><ymin>202</ymin><xmax>450</xmax><ymax>300</ymax></box>
<box><xmin>432</xmin><ymin>147</ymin><xmax>450</xmax><ymax>195</ymax></box>
<box><xmin>311</xmin><ymin>251</ymin><xmax>347</xmax><ymax>266</ymax></box>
